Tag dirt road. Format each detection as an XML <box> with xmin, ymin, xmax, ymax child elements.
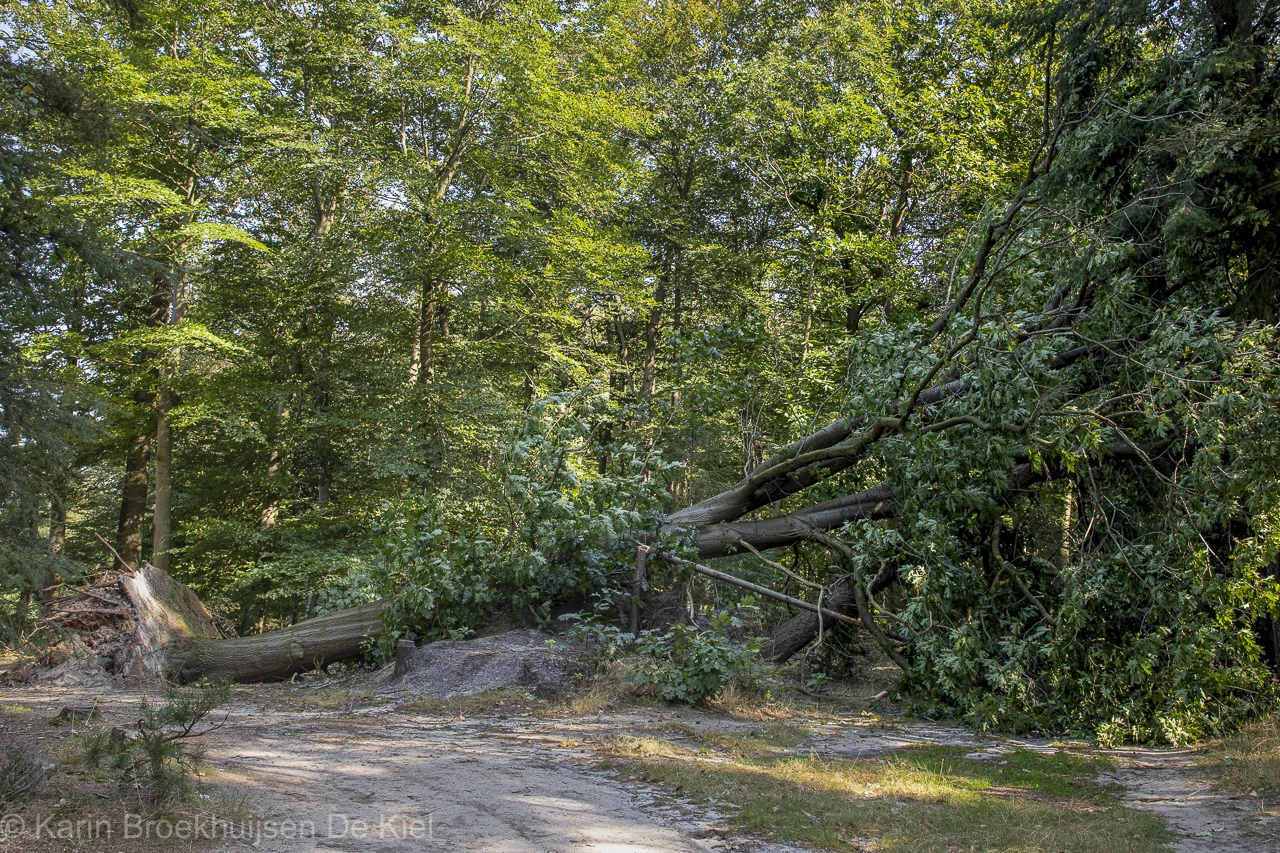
<box><xmin>3</xmin><ymin>687</ymin><xmax>1276</xmax><ymax>852</ymax></box>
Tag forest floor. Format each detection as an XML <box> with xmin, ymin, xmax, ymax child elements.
<box><xmin>1</xmin><ymin>677</ymin><xmax>1278</xmax><ymax>853</ymax></box>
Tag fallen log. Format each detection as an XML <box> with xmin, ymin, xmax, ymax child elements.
<box><xmin>174</xmin><ymin>600</ymin><xmax>387</xmax><ymax>682</ymax></box>
<box><xmin>19</xmin><ymin>557</ymin><xmax>386</xmax><ymax>685</ymax></box>
<box><xmin>763</xmin><ymin>578</ymin><xmax>859</xmax><ymax>663</ymax></box>
<box><xmin>692</xmin><ymin>484</ymin><xmax>896</xmax><ymax>559</ymax></box>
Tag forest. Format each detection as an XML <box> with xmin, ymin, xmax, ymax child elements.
<box><xmin>1</xmin><ymin>0</ymin><xmax>1278</xmax><ymax>745</ymax></box>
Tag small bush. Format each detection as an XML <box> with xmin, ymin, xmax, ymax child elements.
<box><xmin>79</xmin><ymin>679</ymin><xmax>230</xmax><ymax>804</ymax></box>
<box><xmin>629</xmin><ymin>608</ymin><xmax>763</xmax><ymax>704</ymax></box>
<box><xmin>0</xmin><ymin>732</ymin><xmax>48</xmax><ymax>803</ymax></box>
<box><xmin>559</xmin><ymin>612</ymin><xmax>633</xmax><ymax>667</ymax></box>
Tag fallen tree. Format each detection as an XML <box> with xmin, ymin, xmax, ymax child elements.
<box><xmin>13</xmin><ymin>558</ymin><xmax>387</xmax><ymax>684</ymax></box>
<box><xmin>174</xmin><ymin>600</ymin><xmax>387</xmax><ymax>682</ymax></box>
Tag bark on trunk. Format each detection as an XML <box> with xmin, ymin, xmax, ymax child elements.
<box><xmin>116</xmin><ymin>430</ymin><xmax>151</xmax><ymax>570</ymax></box>
<box><xmin>693</xmin><ymin>484</ymin><xmax>896</xmax><ymax>559</ymax></box>
<box><xmin>153</xmin><ymin>393</ymin><xmax>174</xmax><ymax>572</ymax></box>
<box><xmin>639</xmin><ymin>273</ymin><xmax>666</xmax><ymax>398</ymax></box>
<box><xmin>176</xmin><ymin>601</ymin><xmax>386</xmax><ymax>682</ymax></box>
<box><xmin>410</xmin><ymin>278</ymin><xmax>437</xmax><ymax>384</ymax></box>
<box><xmin>763</xmin><ymin>565</ymin><xmax>899</xmax><ymax>663</ymax></box>
<box><xmin>49</xmin><ymin>497</ymin><xmax>66</xmax><ymax>557</ymax></box>
<box><xmin>764</xmin><ymin>578</ymin><xmax>857</xmax><ymax>663</ymax></box>
<box><xmin>260</xmin><ymin>396</ymin><xmax>292</xmax><ymax>529</ymax></box>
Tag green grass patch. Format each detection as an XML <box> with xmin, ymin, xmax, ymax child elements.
<box><xmin>601</xmin><ymin>736</ymin><xmax>1172</xmax><ymax>852</ymax></box>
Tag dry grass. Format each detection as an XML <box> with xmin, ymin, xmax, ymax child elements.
<box><xmin>659</xmin><ymin>720</ymin><xmax>813</xmax><ymax>757</ymax></box>
<box><xmin>400</xmin><ymin>688</ymin><xmax>544</xmax><ymax>717</ymax></box>
<box><xmin>1201</xmin><ymin>718</ymin><xmax>1280</xmax><ymax>797</ymax></box>
<box><xmin>292</xmin><ymin>685</ymin><xmax>376</xmax><ymax>710</ymax></box>
<box><xmin>398</xmin><ymin>665</ymin><xmax>649</xmax><ymax>719</ymax></box>
<box><xmin>0</xmin><ymin>705</ymin><xmax>244</xmax><ymax>853</ymax></box>
<box><xmin>555</xmin><ymin>660</ymin><xmax>652</xmax><ymax>712</ymax></box>
<box><xmin>598</xmin><ymin>735</ymin><xmax>1171</xmax><ymax>853</ymax></box>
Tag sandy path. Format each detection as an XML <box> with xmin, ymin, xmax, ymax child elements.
<box><xmin>203</xmin><ymin>708</ymin><xmax>747</xmax><ymax>853</ymax></box>
<box><xmin>1100</xmin><ymin>749</ymin><xmax>1279</xmax><ymax>853</ymax></box>
<box><xmin>6</xmin><ymin>686</ymin><xmax>1280</xmax><ymax>852</ymax></box>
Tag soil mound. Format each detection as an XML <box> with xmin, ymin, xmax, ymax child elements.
<box><xmin>384</xmin><ymin>629</ymin><xmax>582</xmax><ymax>699</ymax></box>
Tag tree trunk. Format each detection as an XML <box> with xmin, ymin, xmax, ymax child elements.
<box><xmin>152</xmin><ymin>392</ymin><xmax>174</xmax><ymax>572</ymax></box>
<box><xmin>763</xmin><ymin>564</ymin><xmax>900</xmax><ymax>663</ymax></box>
<box><xmin>116</xmin><ymin>430</ymin><xmax>151</xmax><ymax>570</ymax></box>
<box><xmin>692</xmin><ymin>483</ymin><xmax>896</xmax><ymax>559</ymax></box>
<box><xmin>49</xmin><ymin>497</ymin><xmax>66</xmax><ymax>558</ymax></box>
<box><xmin>116</xmin><ymin>269</ymin><xmax>172</xmax><ymax>571</ymax></box>
<box><xmin>410</xmin><ymin>278</ymin><xmax>436</xmax><ymax>384</ymax></box>
<box><xmin>639</xmin><ymin>270</ymin><xmax>667</xmax><ymax>398</ymax></box>
<box><xmin>260</xmin><ymin>395</ymin><xmax>292</xmax><ymax>529</ymax></box>
<box><xmin>764</xmin><ymin>578</ymin><xmax>857</xmax><ymax>663</ymax></box>
<box><xmin>153</xmin><ymin>266</ymin><xmax>187</xmax><ymax>574</ymax></box>
<box><xmin>176</xmin><ymin>601</ymin><xmax>386</xmax><ymax>682</ymax></box>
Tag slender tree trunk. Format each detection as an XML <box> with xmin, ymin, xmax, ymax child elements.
<box><xmin>117</xmin><ymin>268</ymin><xmax>172</xmax><ymax>570</ymax></box>
<box><xmin>802</xmin><ymin>253</ymin><xmax>816</xmax><ymax>365</ymax></box>
<box><xmin>117</xmin><ymin>428</ymin><xmax>152</xmax><ymax>569</ymax></box>
<box><xmin>152</xmin><ymin>268</ymin><xmax>189</xmax><ymax>574</ymax></box>
<box><xmin>153</xmin><ymin>393</ymin><xmax>174</xmax><ymax>571</ymax></box>
<box><xmin>49</xmin><ymin>497</ymin><xmax>66</xmax><ymax>558</ymax></box>
<box><xmin>260</xmin><ymin>447</ymin><xmax>285</xmax><ymax>529</ymax></box>
<box><xmin>260</xmin><ymin>395</ymin><xmax>292</xmax><ymax>529</ymax></box>
<box><xmin>411</xmin><ymin>278</ymin><xmax>436</xmax><ymax>384</ymax></box>
<box><xmin>316</xmin><ymin>328</ymin><xmax>333</xmax><ymax>507</ymax></box>
<box><xmin>639</xmin><ymin>267</ymin><xmax>667</xmax><ymax>398</ymax></box>
<box><xmin>1239</xmin><ymin>223</ymin><xmax>1278</xmax><ymax>322</ymax></box>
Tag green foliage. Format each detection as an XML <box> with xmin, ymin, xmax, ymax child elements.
<box><xmin>629</xmin><ymin>606</ymin><xmax>765</xmax><ymax>704</ymax></box>
<box><xmin>378</xmin><ymin>386</ymin><xmax>679</xmax><ymax>639</ymax></box>
<box><xmin>3</xmin><ymin>0</ymin><xmax>1279</xmax><ymax>744</ymax></box>
<box><xmin>559</xmin><ymin>611</ymin><xmax>634</xmax><ymax>667</ymax></box>
<box><xmin>78</xmin><ymin>680</ymin><xmax>230</xmax><ymax>804</ymax></box>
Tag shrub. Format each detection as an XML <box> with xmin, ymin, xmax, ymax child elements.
<box><xmin>559</xmin><ymin>611</ymin><xmax>633</xmax><ymax>667</ymax></box>
<box><xmin>629</xmin><ymin>608</ymin><xmax>764</xmax><ymax>704</ymax></box>
<box><xmin>79</xmin><ymin>679</ymin><xmax>230</xmax><ymax>804</ymax></box>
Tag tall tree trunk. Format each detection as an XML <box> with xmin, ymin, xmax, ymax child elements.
<box><xmin>315</xmin><ymin>326</ymin><xmax>333</xmax><ymax>507</ymax></box>
<box><xmin>260</xmin><ymin>395</ymin><xmax>292</xmax><ymax>529</ymax></box>
<box><xmin>639</xmin><ymin>269</ymin><xmax>667</xmax><ymax>398</ymax></box>
<box><xmin>117</xmin><ymin>269</ymin><xmax>172</xmax><ymax>570</ymax></box>
<box><xmin>260</xmin><ymin>447</ymin><xmax>285</xmax><ymax>529</ymax></box>
<box><xmin>410</xmin><ymin>278</ymin><xmax>436</xmax><ymax>384</ymax></box>
<box><xmin>152</xmin><ymin>276</ymin><xmax>182</xmax><ymax>573</ymax></box>
<box><xmin>117</xmin><ymin>428</ymin><xmax>152</xmax><ymax>569</ymax></box>
<box><xmin>1239</xmin><ymin>223</ymin><xmax>1278</xmax><ymax>322</ymax></box>
<box><xmin>153</xmin><ymin>393</ymin><xmax>174</xmax><ymax>572</ymax></box>
<box><xmin>48</xmin><ymin>497</ymin><xmax>66</xmax><ymax>558</ymax></box>
<box><xmin>153</xmin><ymin>268</ymin><xmax>189</xmax><ymax>574</ymax></box>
